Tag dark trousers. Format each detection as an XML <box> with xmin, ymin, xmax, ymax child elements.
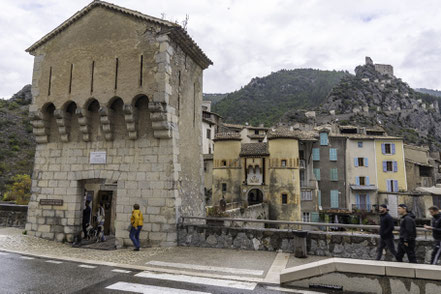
<box><xmin>431</xmin><ymin>240</ymin><xmax>441</xmax><ymax>265</ymax></box>
<box><xmin>376</xmin><ymin>237</ymin><xmax>397</xmax><ymax>260</ymax></box>
<box><xmin>82</xmin><ymin>223</ymin><xmax>88</xmax><ymax>239</ymax></box>
<box><xmin>396</xmin><ymin>239</ymin><xmax>417</xmax><ymax>263</ymax></box>
<box><xmin>130</xmin><ymin>226</ymin><xmax>142</xmax><ymax>249</ymax></box>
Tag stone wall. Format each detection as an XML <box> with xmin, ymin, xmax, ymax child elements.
<box><xmin>178</xmin><ymin>224</ymin><xmax>435</xmax><ymax>263</ymax></box>
<box><xmin>0</xmin><ymin>203</ymin><xmax>28</xmax><ymax>228</ymax></box>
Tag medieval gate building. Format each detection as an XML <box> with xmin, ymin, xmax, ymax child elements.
<box><xmin>24</xmin><ymin>1</ymin><xmax>211</xmax><ymax>246</ymax></box>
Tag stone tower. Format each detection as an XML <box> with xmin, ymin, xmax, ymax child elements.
<box><xmin>25</xmin><ymin>1</ymin><xmax>212</xmax><ymax>247</ymax></box>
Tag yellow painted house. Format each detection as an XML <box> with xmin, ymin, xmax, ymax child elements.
<box><xmin>375</xmin><ymin>138</ymin><xmax>407</xmax><ymax>217</ymax></box>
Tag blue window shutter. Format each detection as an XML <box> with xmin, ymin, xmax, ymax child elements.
<box><xmin>320</xmin><ymin>133</ymin><xmax>328</xmax><ymax>146</ymax></box>
<box><xmin>393</xmin><ymin>161</ymin><xmax>398</xmax><ymax>172</ymax></box>
<box><xmin>392</xmin><ymin>144</ymin><xmax>396</xmax><ymax>154</ymax></box>
<box><xmin>356</xmin><ymin>176</ymin><xmax>360</xmax><ymax>185</ymax></box>
<box><xmin>331</xmin><ymin>190</ymin><xmax>339</xmax><ymax>208</ymax></box>
<box><xmin>329</xmin><ymin>149</ymin><xmax>337</xmax><ymax>161</ymax></box>
<box><xmin>313</xmin><ymin>148</ymin><xmax>320</xmax><ymax>161</ymax></box>
<box><xmin>314</xmin><ymin>168</ymin><xmax>320</xmax><ymax>181</ymax></box>
<box><xmin>381</xmin><ymin>144</ymin><xmax>386</xmax><ymax>154</ymax></box>
<box><xmin>383</xmin><ymin>161</ymin><xmax>387</xmax><ymax>172</ymax></box>
<box><xmin>394</xmin><ymin>180</ymin><xmax>399</xmax><ymax>192</ymax></box>
<box><xmin>354</xmin><ymin>158</ymin><xmax>359</xmax><ymax>167</ymax></box>
<box><xmin>318</xmin><ymin>190</ymin><xmax>321</xmax><ymax>206</ymax></box>
<box><xmin>367</xmin><ymin>195</ymin><xmax>371</xmax><ymax>211</ymax></box>
<box><xmin>356</xmin><ymin>194</ymin><xmax>360</xmax><ymax>208</ymax></box>
<box><xmin>386</xmin><ymin>180</ymin><xmax>391</xmax><ymax>192</ymax></box>
<box><xmin>364</xmin><ymin>158</ymin><xmax>368</xmax><ymax>167</ymax></box>
<box><xmin>366</xmin><ymin>176</ymin><xmax>370</xmax><ymax>186</ymax></box>
<box><xmin>331</xmin><ymin>168</ymin><xmax>338</xmax><ymax>181</ymax></box>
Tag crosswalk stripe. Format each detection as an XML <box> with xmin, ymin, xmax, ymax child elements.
<box><xmin>266</xmin><ymin>286</ymin><xmax>326</xmax><ymax>294</ymax></box>
<box><xmin>79</xmin><ymin>264</ymin><xmax>97</xmax><ymax>269</ymax></box>
<box><xmin>135</xmin><ymin>271</ymin><xmax>257</xmax><ymax>291</ymax></box>
<box><xmin>106</xmin><ymin>282</ymin><xmax>211</xmax><ymax>294</ymax></box>
<box><xmin>146</xmin><ymin>261</ymin><xmax>264</xmax><ymax>276</ymax></box>
<box><xmin>20</xmin><ymin>256</ymin><xmax>35</xmax><ymax>260</ymax></box>
<box><xmin>112</xmin><ymin>269</ymin><xmax>132</xmax><ymax>274</ymax></box>
<box><xmin>45</xmin><ymin>260</ymin><xmax>63</xmax><ymax>264</ymax></box>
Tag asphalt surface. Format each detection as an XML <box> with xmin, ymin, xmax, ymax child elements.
<box><xmin>0</xmin><ymin>251</ymin><xmax>331</xmax><ymax>294</ymax></box>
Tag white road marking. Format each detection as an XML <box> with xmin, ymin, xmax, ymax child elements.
<box><xmin>106</xmin><ymin>282</ymin><xmax>211</xmax><ymax>294</ymax></box>
<box><xmin>266</xmin><ymin>286</ymin><xmax>326</xmax><ymax>294</ymax></box>
<box><xmin>146</xmin><ymin>260</ymin><xmax>264</xmax><ymax>276</ymax></box>
<box><xmin>136</xmin><ymin>271</ymin><xmax>257</xmax><ymax>291</ymax></box>
<box><xmin>264</xmin><ymin>252</ymin><xmax>290</xmax><ymax>284</ymax></box>
<box><xmin>79</xmin><ymin>264</ymin><xmax>97</xmax><ymax>269</ymax></box>
<box><xmin>20</xmin><ymin>256</ymin><xmax>35</xmax><ymax>260</ymax></box>
<box><xmin>111</xmin><ymin>269</ymin><xmax>132</xmax><ymax>274</ymax></box>
<box><xmin>45</xmin><ymin>260</ymin><xmax>63</xmax><ymax>264</ymax></box>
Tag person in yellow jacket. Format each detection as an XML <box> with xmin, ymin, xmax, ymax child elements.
<box><xmin>130</xmin><ymin>204</ymin><xmax>143</xmax><ymax>251</ymax></box>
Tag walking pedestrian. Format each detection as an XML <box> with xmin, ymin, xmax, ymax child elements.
<box><xmin>96</xmin><ymin>202</ymin><xmax>106</xmax><ymax>242</ymax></box>
<box><xmin>376</xmin><ymin>204</ymin><xmax>397</xmax><ymax>260</ymax></box>
<box><xmin>424</xmin><ymin>206</ymin><xmax>441</xmax><ymax>265</ymax></box>
<box><xmin>82</xmin><ymin>200</ymin><xmax>91</xmax><ymax>240</ymax></box>
<box><xmin>396</xmin><ymin>204</ymin><xmax>417</xmax><ymax>263</ymax></box>
<box><xmin>130</xmin><ymin>204</ymin><xmax>143</xmax><ymax>251</ymax></box>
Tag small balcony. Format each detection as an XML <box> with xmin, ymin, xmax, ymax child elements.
<box><xmin>352</xmin><ymin>204</ymin><xmax>375</xmax><ymax>212</ymax></box>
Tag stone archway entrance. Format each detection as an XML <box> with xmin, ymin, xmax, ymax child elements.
<box><xmin>247</xmin><ymin>188</ymin><xmax>264</xmax><ymax>206</ymax></box>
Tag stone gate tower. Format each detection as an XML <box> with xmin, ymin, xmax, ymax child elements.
<box><xmin>25</xmin><ymin>0</ymin><xmax>212</xmax><ymax>246</ymax></box>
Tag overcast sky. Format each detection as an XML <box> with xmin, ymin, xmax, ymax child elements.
<box><xmin>1</xmin><ymin>0</ymin><xmax>441</xmax><ymax>99</ymax></box>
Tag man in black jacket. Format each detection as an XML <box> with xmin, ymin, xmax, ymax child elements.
<box><xmin>424</xmin><ymin>206</ymin><xmax>441</xmax><ymax>265</ymax></box>
<box><xmin>376</xmin><ymin>204</ymin><xmax>397</xmax><ymax>260</ymax></box>
<box><xmin>396</xmin><ymin>204</ymin><xmax>417</xmax><ymax>263</ymax></box>
<box><xmin>82</xmin><ymin>200</ymin><xmax>91</xmax><ymax>240</ymax></box>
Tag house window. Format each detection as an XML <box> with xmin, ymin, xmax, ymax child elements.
<box><xmin>356</xmin><ymin>176</ymin><xmax>370</xmax><ymax>186</ymax></box>
<box><xmin>204</xmin><ymin>162</ymin><xmax>207</xmax><ymax>172</ymax></box>
<box><xmin>382</xmin><ymin>143</ymin><xmax>396</xmax><ymax>155</ymax></box>
<box><xmin>355</xmin><ymin>194</ymin><xmax>371</xmax><ymax>211</ymax></box>
<box><xmin>221</xmin><ymin>160</ymin><xmax>227</xmax><ymax>166</ymax></box>
<box><xmin>206</xmin><ymin>129</ymin><xmax>211</xmax><ymax>139</ymax></box>
<box><xmin>354</xmin><ymin>157</ymin><xmax>368</xmax><ymax>167</ymax></box>
<box><xmin>282</xmin><ymin>193</ymin><xmax>288</xmax><ymax>204</ymax></box>
<box><xmin>313</xmin><ymin>168</ymin><xmax>321</xmax><ymax>181</ymax></box>
<box><xmin>302</xmin><ymin>212</ymin><xmax>310</xmax><ymax>222</ymax></box>
<box><xmin>222</xmin><ymin>183</ymin><xmax>227</xmax><ymax>192</ymax></box>
<box><xmin>434</xmin><ymin>196</ymin><xmax>441</xmax><ymax>208</ymax></box>
<box><xmin>330</xmin><ymin>168</ymin><xmax>338</xmax><ymax>181</ymax></box>
<box><xmin>387</xmin><ymin>180</ymin><xmax>398</xmax><ymax>192</ymax></box>
<box><xmin>383</xmin><ymin>161</ymin><xmax>397</xmax><ymax>172</ymax></box>
<box><xmin>329</xmin><ymin>148</ymin><xmax>337</xmax><ymax>161</ymax></box>
<box><xmin>254</xmin><ymin>130</ymin><xmax>259</xmax><ymax>135</ymax></box>
<box><xmin>312</xmin><ymin>148</ymin><xmax>320</xmax><ymax>161</ymax></box>
<box><xmin>301</xmin><ymin>190</ymin><xmax>312</xmax><ymax>200</ymax></box>
<box><xmin>281</xmin><ymin>160</ymin><xmax>287</xmax><ymax>167</ymax></box>
<box><xmin>358</xmin><ymin>142</ymin><xmax>363</xmax><ymax>148</ymax></box>
<box><xmin>320</xmin><ymin>133</ymin><xmax>328</xmax><ymax>146</ymax></box>
<box><xmin>330</xmin><ymin>190</ymin><xmax>339</xmax><ymax>208</ymax></box>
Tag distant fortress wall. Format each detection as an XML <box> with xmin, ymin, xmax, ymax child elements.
<box><xmin>365</xmin><ymin>56</ymin><xmax>394</xmax><ymax>77</ymax></box>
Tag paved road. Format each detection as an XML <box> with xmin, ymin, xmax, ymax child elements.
<box><xmin>0</xmin><ymin>251</ymin><xmax>329</xmax><ymax>294</ymax></box>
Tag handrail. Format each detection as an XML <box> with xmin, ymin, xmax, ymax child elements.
<box><xmin>179</xmin><ymin>215</ymin><xmax>429</xmax><ymax>233</ymax></box>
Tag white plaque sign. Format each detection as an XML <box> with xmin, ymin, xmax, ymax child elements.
<box><xmin>90</xmin><ymin>151</ymin><xmax>106</xmax><ymax>164</ymax></box>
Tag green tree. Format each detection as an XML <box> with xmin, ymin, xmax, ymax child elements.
<box><xmin>3</xmin><ymin>174</ymin><xmax>31</xmax><ymax>205</ymax></box>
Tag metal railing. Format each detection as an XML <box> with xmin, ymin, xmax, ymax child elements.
<box><xmin>179</xmin><ymin>216</ymin><xmax>431</xmax><ymax>239</ymax></box>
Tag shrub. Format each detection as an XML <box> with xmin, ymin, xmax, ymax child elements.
<box><xmin>2</xmin><ymin>174</ymin><xmax>32</xmax><ymax>205</ymax></box>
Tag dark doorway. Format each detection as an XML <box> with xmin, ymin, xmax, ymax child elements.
<box><xmin>247</xmin><ymin>189</ymin><xmax>264</xmax><ymax>205</ymax></box>
<box><xmin>97</xmin><ymin>191</ymin><xmax>113</xmax><ymax>235</ymax></box>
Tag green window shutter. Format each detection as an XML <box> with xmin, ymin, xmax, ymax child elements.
<box><xmin>318</xmin><ymin>190</ymin><xmax>321</xmax><ymax>206</ymax></box>
<box><xmin>311</xmin><ymin>212</ymin><xmax>319</xmax><ymax>222</ymax></box>
<box><xmin>330</xmin><ymin>190</ymin><xmax>339</xmax><ymax>208</ymax></box>
<box><xmin>313</xmin><ymin>168</ymin><xmax>321</xmax><ymax>181</ymax></box>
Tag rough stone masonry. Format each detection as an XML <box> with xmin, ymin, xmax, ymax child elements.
<box><xmin>24</xmin><ymin>1</ymin><xmax>212</xmax><ymax>247</ymax></box>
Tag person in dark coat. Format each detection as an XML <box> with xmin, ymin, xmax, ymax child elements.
<box><xmin>82</xmin><ymin>200</ymin><xmax>91</xmax><ymax>240</ymax></box>
<box><xmin>396</xmin><ymin>204</ymin><xmax>417</xmax><ymax>263</ymax></box>
<box><xmin>424</xmin><ymin>206</ymin><xmax>441</xmax><ymax>265</ymax></box>
<box><xmin>376</xmin><ymin>204</ymin><xmax>397</xmax><ymax>260</ymax></box>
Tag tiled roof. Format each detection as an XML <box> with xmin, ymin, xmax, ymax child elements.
<box><xmin>247</xmin><ymin>134</ymin><xmax>266</xmax><ymax>139</ymax></box>
<box><xmin>26</xmin><ymin>1</ymin><xmax>212</xmax><ymax>69</ymax></box>
<box><xmin>223</xmin><ymin>123</ymin><xmax>244</xmax><ymax>130</ymax></box>
<box><xmin>213</xmin><ymin>132</ymin><xmax>241</xmax><ymax>141</ymax></box>
<box><xmin>203</xmin><ymin>154</ymin><xmax>213</xmax><ymax>160</ymax></box>
<box><xmin>267</xmin><ymin>129</ymin><xmax>317</xmax><ymax>141</ymax></box>
<box><xmin>240</xmin><ymin>143</ymin><xmax>269</xmax><ymax>157</ymax></box>
<box><xmin>350</xmin><ymin>185</ymin><xmax>378</xmax><ymax>191</ymax></box>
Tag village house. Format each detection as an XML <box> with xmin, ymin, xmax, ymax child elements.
<box><xmin>25</xmin><ymin>0</ymin><xmax>211</xmax><ymax>246</ymax></box>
